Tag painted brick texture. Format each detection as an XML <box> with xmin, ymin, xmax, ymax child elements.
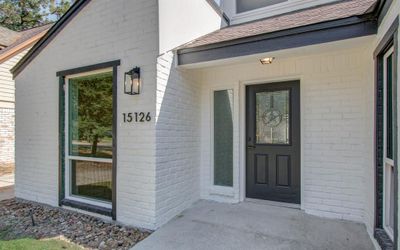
<box><xmin>14</xmin><ymin>0</ymin><xmax>222</xmax><ymax>230</ymax></box>
<box><xmin>199</xmin><ymin>39</ymin><xmax>375</xmax><ymax>229</ymax></box>
<box><xmin>15</xmin><ymin>0</ymin><xmax>159</xmax><ymax>229</ymax></box>
<box><xmin>155</xmin><ymin>52</ymin><xmax>201</xmax><ymax>227</ymax></box>
<box><xmin>0</xmin><ymin>108</ymin><xmax>14</xmax><ymax>171</ymax></box>
<box><xmin>13</xmin><ymin>0</ymin><xmax>395</xmax><ymax>235</ymax></box>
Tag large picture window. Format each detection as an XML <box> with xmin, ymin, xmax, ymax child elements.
<box><xmin>66</xmin><ymin>70</ymin><xmax>113</xmax><ymax>205</ymax></box>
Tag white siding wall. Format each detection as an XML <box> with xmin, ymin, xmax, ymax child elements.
<box><xmin>155</xmin><ymin>52</ymin><xmax>201</xmax><ymax>227</ymax></box>
<box><xmin>0</xmin><ymin>49</ymin><xmax>29</xmax><ymax>173</ymax></box>
<box><xmin>0</xmin><ymin>49</ymin><xmax>29</xmax><ymax>108</ymax></box>
<box><xmin>198</xmin><ymin>40</ymin><xmax>375</xmax><ymax>229</ymax></box>
<box><xmin>15</xmin><ymin>0</ymin><xmax>159</xmax><ymax>229</ymax></box>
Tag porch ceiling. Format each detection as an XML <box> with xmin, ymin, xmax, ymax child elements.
<box><xmin>178</xmin><ymin>35</ymin><xmax>375</xmax><ymax>69</ymax></box>
<box><xmin>177</xmin><ymin>0</ymin><xmax>378</xmax><ymax>66</ymax></box>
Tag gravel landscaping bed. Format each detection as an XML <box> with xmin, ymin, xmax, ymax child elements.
<box><xmin>0</xmin><ymin>199</ymin><xmax>151</xmax><ymax>249</ymax></box>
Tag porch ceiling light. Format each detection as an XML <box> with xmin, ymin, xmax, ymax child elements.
<box><xmin>124</xmin><ymin>67</ymin><xmax>141</xmax><ymax>95</ymax></box>
<box><xmin>260</xmin><ymin>57</ymin><xmax>275</xmax><ymax>65</ymax></box>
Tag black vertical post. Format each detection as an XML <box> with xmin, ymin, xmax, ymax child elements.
<box><xmin>112</xmin><ymin>66</ymin><xmax>118</xmax><ymax>220</ymax></box>
<box><xmin>58</xmin><ymin>76</ymin><xmax>66</xmax><ymax>206</ymax></box>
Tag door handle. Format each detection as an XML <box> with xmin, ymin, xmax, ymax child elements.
<box><xmin>247</xmin><ymin>145</ymin><xmax>256</xmax><ymax>149</ymax></box>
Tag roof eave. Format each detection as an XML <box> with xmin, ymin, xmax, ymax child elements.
<box><xmin>0</xmin><ymin>31</ymin><xmax>47</xmax><ymax>65</ymax></box>
<box><xmin>177</xmin><ymin>14</ymin><xmax>378</xmax><ymax>66</ymax></box>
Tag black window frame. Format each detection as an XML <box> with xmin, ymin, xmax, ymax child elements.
<box><xmin>57</xmin><ymin>60</ymin><xmax>120</xmax><ymax>219</ymax></box>
<box><xmin>374</xmin><ymin>17</ymin><xmax>398</xmax><ymax>250</ymax></box>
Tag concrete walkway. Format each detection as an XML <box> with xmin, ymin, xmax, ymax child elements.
<box><xmin>133</xmin><ymin>200</ymin><xmax>375</xmax><ymax>250</ymax></box>
<box><xmin>0</xmin><ymin>174</ymin><xmax>14</xmax><ymax>201</ymax></box>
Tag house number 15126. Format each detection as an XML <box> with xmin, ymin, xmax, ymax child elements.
<box><xmin>123</xmin><ymin>112</ymin><xmax>151</xmax><ymax>123</ymax></box>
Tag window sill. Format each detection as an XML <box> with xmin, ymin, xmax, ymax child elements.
<box><xmin>374</xmin><ymin>228</ymin><xmax>394</xmax><ymax>250</ymax></box>
<box><xmin>60</xmin><ymin>199</ymin><xmax>112</xmax><ymax>217</ymax></box>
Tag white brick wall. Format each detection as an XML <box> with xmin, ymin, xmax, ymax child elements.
<box><xmin>155</xmin><ymin>52</ymin><xmax>201</xmax><ymax>227</ymax></box>
<box><xmin>0</xmin><ymin>107</ymin><xmax>14</xmax><ymax>169</ymax></box>
<box><xmin>13</xmin><ymin>0</ymin><xmax>394</xmax><ymax>235</ymax></box>
<box><xmin>15</xmin><ymin>0</ymin><xmax>159</xmax><ymax>229</ymax></box>
<box><xmin>14</xmin><ymin>0</ymin><xmax>226</xmax><ymax>230</ymax></box>
<box><xmin>198</xmin><ymin>38</ymin><xmax>375</xmax><ymax>229</ymax></box>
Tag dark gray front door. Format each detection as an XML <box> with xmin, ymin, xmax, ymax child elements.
<box><xmin>246</xmin><ymin>81</ymin><xmax>300</xmax><ymax>204</ymax></box>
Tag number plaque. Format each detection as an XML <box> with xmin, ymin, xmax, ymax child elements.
<box><xmin>122</xmin><ymin>112</ymin><xmax>151</xmax><ymax>123</ymax></box>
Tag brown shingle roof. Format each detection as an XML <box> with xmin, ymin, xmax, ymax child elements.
<box><xmin>179</xmin><ymin>0</ymin><xmax>378</xmax><ymax>50</ymax></box>
<box><xmin>0</xmin><ymin>26</ymin><xmax>19</xmax><ymax>47</ymax></box>
<box><xmin>0</xmin><ymin>24</ymin><xmax>52</xmax><ymax>56</ymax></box>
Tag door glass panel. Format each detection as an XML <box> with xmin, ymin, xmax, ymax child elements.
<box><xmin>256</xmin><ymin>90</ymin><xmax>290</xmax><ymax>144</ymax></box>
<box><xmin>71</xmin><ymin>160</ymin><xmax>112</xmax><ymax>202</ymax></box>
<box><xmin>214</xmin><ymin>89</ymin><xmax>233</xmax><ymax>187</ymax></box>
<box><xmin>69</xmin><ymin>72</ymin><xmax>113</xmax><ymax>159</ymax></box>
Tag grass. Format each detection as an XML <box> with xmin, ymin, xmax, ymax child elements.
<box><xmin>0</xmin><ymin>227</ymin><xmax>81</xmax><ymax>250</ymax></box>
<box><xmin>0</xmin><ymin>238</ymin><xmax>82</xmax><ymax>250</ymax></box>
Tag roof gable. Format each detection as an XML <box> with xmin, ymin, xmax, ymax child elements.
<box><xmin>11</xmin><ymin>0</ymin><xmax>92</xmax><ymax>77</ymax></box>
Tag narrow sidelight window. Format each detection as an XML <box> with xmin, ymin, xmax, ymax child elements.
<box><xmin>213</xmin><ymin>89</ymin><xmax>233</xmax><ymax>187</ymax></box>
<box><xmin>66</xmin><ymin>71</ymin><xmax>113</xmax><ymax>205</ymax></box>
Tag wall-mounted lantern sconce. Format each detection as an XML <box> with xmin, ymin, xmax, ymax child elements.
<box><xmin>124</xmin><ymin>67</ymin><xmax>141</xmax><ymax>95</ymax></box>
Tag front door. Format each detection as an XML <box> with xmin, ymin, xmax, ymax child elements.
<box><xmin>246</xmin><ymin>81</ymin><xmax>300</xmax><ymax>204</ymax></box>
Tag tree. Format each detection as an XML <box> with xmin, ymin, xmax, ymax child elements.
<box><xmin>70</xmin><ymin>72</ymin><xmax>113</xmax><ymax>157</ymax></box>
<box><xmin>0</xmin><ymin>0</ymin><xmax>72</xmax><ymax>31</ymax></box>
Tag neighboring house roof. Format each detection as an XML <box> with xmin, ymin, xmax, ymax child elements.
<box><xmin>11</xmin><ymin>0</ymin><xmax>90</xmax><ymax>77</ymax></box>
<box><xmin>179</xmin><ymin>0</ymin><xmax>378</xmax><ymax>50</ymax></box>
<box><xmin>0</xmin><ymin>24</ymin><xmax>52</xmax><ymax>64</ymax></box>
<box><xmin>0</xmin><ymin>26</ymin><xmax>19</xmax><ymax>48</ymax></box>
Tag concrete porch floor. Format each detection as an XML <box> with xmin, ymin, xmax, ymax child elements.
<box><xmin>133</xmin><ymin>200</ymin><xmax>375</xmax><ymax>250</ymax></box>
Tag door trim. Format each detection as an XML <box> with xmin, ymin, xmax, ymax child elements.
<box><xmin>209</xmin><ymin>85</ymin><xmax>239</xmax><ymax>197</ymax></box>
<box><xmin>245</xmin><ymin>81</ymin><xmax>301</xmax><ymax>203</ymax></box>
<box><xmin>239</xmin><ymin>76</ymin><xmax>303</xmax><ymax>208</ymax></box>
